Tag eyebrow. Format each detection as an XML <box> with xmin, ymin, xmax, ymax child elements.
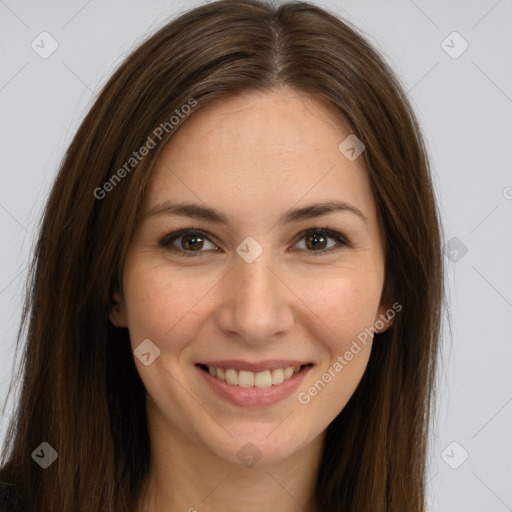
<box><xmin>143</xmin><ymin>200</ymin><xmax>367</xmax><ymax>226</ymax></box>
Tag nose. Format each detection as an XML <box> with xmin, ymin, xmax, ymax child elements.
<box><xmin>215</xmin><ymin>251</ymin><xmax>295</xmax><ymax>345</ymax></box>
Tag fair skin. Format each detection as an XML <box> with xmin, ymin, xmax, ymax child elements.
<box><xmin>111</xmin><ymin>86</ymin><xmax>393</xmax><ymax>512</ymax></box>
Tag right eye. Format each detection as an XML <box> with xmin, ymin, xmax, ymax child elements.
<box><xmin>159</xmin><ymin>229</ymin><xmax>220</xmax><ymax>257</ymax></box>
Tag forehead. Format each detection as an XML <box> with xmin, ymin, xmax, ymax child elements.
<box><xmin>158</xmin><ymin>87</ymin><xmax>354</xmax><ymax>171</ymax></box>
<box><xmin>144</xmin><ymin>87</ymin><xmax>378</xmax><ymax>229</ymax></box>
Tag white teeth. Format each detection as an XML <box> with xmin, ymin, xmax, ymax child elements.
<box><xmin>254</xmin><ymin>370</ymin><xmax>272</xmax><ymax>388</ymax></box>
<box><xmin>225</xmin><ymin>368</ymin><xmax>238</xmax><ymax>385</ymax></box>
<box><xmin>283</xmin><ymin>367</ymin><xmax>295</xmax><ymax>379</ymax></box>
<box><xmin>205</xmin><ymin>365</ymin><xmax>305</xmax><ymax>387</ymax></box>
<box><xmin>238</xmin><ymin>371</ymin><xmax>255</xmax><ymax>388</ymax></box>
<box><xmin>271</xmin><ymin>368</ymin><xmax>284</xmax><ymax>385</ymax></box>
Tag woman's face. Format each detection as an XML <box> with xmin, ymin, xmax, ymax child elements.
<box><xmin>112</xmin><ymin>87</ymin><xmax>393</xmax><ymax>467</ymax></box>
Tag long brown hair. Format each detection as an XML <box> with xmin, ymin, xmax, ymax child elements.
<box><xmin>0</xmin><ymin>1</ymin><xmax>444</xmax><ymax>510</ymax></box>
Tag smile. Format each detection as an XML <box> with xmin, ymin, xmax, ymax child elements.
<box><xmin>197</xmin><ymin>363</ymin><xmax>313</xmax><ymax>388</ymax></box>
<box><xmin>195</xmin><ymin>361</ymin><xmax>314</xmax><ymax>407</ymax></box>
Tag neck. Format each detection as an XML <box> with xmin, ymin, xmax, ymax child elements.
<box><xmin>136</xmin><ymin>402</ymin><xmax>324</xmax><ymax>512</ymax></box>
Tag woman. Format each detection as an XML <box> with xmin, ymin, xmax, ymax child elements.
<box><xmin>0</xmin><ymin>0</ymin><xmax>444</xmax><ymax>510</ymax></box>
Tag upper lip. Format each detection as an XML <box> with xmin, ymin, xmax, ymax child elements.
<box><xmin>197</xmin><ymin>359</ymin><xmax>313</xmax><ymax>373</ymax></box>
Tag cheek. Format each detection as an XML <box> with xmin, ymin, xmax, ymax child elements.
<box><xmin>297</xmin><ymin>267</ymin><xmax>383</xmax><ymax>349</ymax></box>
<box><xmin>295</xmin><ymin>273</ymin><xmax>381</xmax><ymax>413</ymax></box>
<box><xmin>122</xmin><ymin>262</ymin><xmax>216</xmax><ymax>352</ymax></box>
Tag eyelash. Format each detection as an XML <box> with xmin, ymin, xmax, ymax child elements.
<box><xmin>158</xmin><ymin>227</ymin><xmax>350</xmax><ymax>257</ymax></box>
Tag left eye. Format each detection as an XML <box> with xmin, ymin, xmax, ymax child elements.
<box><xmin>293</xmin><ymin>229</ymin><xmax>349</xmax><ymax>254</ymax></box>
<box><xmin>159</xmin><ymin>228</ymin><xmax>349</xmax><ymax>257</ymax></box>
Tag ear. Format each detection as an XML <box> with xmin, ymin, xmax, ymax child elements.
<box><xmin>374</xmin><ymin>302</ymin><xmax>395</xmax><ymax>334</ymax></box>
<box><xmin>109</xmin><ymin>290</ymin><xmax>128</xmax><ymax>328</ymax></box>
<box><xmin>373</xmin><ymin>276</ymin><xmax>397</xmax><ymax>334</ymax></box>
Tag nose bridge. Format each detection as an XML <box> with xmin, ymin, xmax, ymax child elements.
<box><xmin>215</xmin><ymin>250</ymin><xmax>294</xmax><ymax>343</ymax></box>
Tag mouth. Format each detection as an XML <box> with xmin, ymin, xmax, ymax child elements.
<box><xmin>196</xmin><ymin>362</ymin><xmax>314</xmax><ymax>388</ymax></box>
<box><xmin>194</xmin><ymin>360</ymin><xmax>314</xmax><ymax>407</ymax></box>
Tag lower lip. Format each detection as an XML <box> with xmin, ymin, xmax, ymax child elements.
<box><xmin>196</xmin><ymin>364</ymin><xmax>313</xmax><ymax>407</ymax></box>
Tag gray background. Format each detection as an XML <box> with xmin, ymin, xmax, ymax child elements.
<box><xmin>1</xmin><ymin>0</ymin><xmax>511</xmax><ymax>510</ymax></box>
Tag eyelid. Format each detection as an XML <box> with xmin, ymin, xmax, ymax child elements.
<box><xmin>158</xmin><ymin>228</ymin><xmax>220</xmax><ymax>255</ymax></box>
<box><xmin>158</xmin><ymin>227</ymin><xmax>351</xmax><ymax>256</ymax></box>
<box><xmin>293</xmin><ymin>227</ymin><xmax>350</xmax><ymax>246</ymax></box>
